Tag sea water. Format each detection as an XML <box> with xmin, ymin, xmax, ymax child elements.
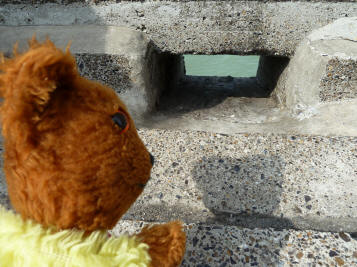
<box><xmin>184</xmin><ymin>55</ymin><xmax>260</xmax><ymax>77</ymax></box>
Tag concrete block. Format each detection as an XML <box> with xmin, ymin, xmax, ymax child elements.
<box><xmin>0</xmin><ymin>25</ymin><xmax>183</xmax><ymax>121</ymax></box>
<box><xmin>274</xmin><ymin>17</ymin><xmax>357</xmax><ymax>117</ymax></box>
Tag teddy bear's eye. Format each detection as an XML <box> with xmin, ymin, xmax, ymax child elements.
<box><xmin>112</xmin><ymin>110</ymin><xmax>129</xmax><ymax>133</ymax></box>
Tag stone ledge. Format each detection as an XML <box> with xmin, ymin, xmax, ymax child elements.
<box><xmin>122</xmin><ymin>128</ymin><xmax>357</xmax><ymax>232</ymax></box>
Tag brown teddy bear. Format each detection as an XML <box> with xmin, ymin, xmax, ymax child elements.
<box><xmin>0</xmin><ymin>38</ymin><xmax>186</xmax><ymax>266</ymax></box>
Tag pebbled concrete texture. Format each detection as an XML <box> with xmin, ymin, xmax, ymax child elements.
<box><xmin>0</xmin><ymin>1</ymin><xmax>357</xmax><ymax>56</ymax></box>
<box><xmin>0</xmin><ymin>25</ymin><xmax>177</xmax><ymax>121</ymax></box>
<box><xmin>274</xmin><ymin>17</ymin><xmax>357</xmax><ymax>116</ymax></box>
<box><xmin>320</xmin><ymin>58</ymin><xmax>357</xmax><ymax>102</ymax></box>
<box><xmin>118</xmin><ymin>128</ymin><xmax>357</xmax><ymax>233</ymax></box>
<box><xmin>112</xmin><ymin>220</ymin><xmax>357</xmax><ymax>267</ymax></box>
<box><xmin>76</xmin><ymin>54</ymin><xmax>132</xmax><ymax>95</ymax></box>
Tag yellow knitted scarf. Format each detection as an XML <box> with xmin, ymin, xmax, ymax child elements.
<box><xmin>0</xmin><ymin>206</ymin><xmax>150</xmax><ymax>267</ymax></box>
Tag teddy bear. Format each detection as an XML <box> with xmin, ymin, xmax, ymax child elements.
<box><xmin>0</xmin><ymin>37</ymin><xmax>186</xmax><ymax>266</ymax></box>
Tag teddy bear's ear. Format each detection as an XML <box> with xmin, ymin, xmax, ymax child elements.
<box><xmin>0</xmin><ymin>37</ymin><xmax>77</xmax><ymax>116</ymax></box>
<box><xmin>0</xmin><ymin>38</ymin><xmax>78</xmax><ymax>150</ymax></box>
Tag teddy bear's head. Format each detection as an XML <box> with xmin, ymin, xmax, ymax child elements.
<box><xmin>0</xmin><ymin>38</ymin><xmax>153</xmax><ymax>232</ymax></box>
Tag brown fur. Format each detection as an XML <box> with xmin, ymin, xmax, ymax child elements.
<box><xmin>138</xmin><ymin>221</ymin><xmax>187</xmax><ymax>267</ymax></box>
<box><xmin>0</xmin><ymin>38</ymin><xmax>185</xmax><ymax>267</ymax></box>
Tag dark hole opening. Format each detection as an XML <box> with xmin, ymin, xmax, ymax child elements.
<box><xmin>157</xmin><ymin>54</ymin><xmax>290</xmax><ymax>115</ymax></box>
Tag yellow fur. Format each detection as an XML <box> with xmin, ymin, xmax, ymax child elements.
<box><xmin>0</xmin><ymin>206</ymin><xmax>151</xmax><ymax>267</ymax></box>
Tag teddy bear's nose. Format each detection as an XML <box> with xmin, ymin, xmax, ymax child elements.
<box><xmin>149</xmin><ymin>153</ymin><xmax>155</xmax><ymax>166</ymax></box>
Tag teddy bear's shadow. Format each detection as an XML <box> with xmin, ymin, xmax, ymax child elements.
<box><xmin>190</xmin><ymin>154</ymin><xmax>293</xmax><ymax>229</ymax></box>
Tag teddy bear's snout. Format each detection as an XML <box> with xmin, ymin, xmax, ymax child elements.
<box><xmin>149</xmin><ymin>153</ymin><xmax>155</xmax><ymax>166</ymax></box>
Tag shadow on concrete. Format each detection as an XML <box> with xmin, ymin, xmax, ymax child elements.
<box><xmin>190</xmin><ymin>154</ymin><xmax>293</xmax><ymax>230</ymax></box>
<box><xmin>157</xmin><ymin>75</ymin><xmax>269</xmax><ymax>115</ymax></box>
<box><xmin>256</xmin><ymin>55</ymin><xmax>290</xmax><ymax>96</ymax></box>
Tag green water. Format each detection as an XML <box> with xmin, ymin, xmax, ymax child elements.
<box><xmin>184</xmin><ymin>55</ymin><xmax>260</xmax><ymax>77</ymax></box>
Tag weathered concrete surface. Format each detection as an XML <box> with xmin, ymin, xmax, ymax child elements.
<box><xmin>274</xmin><ymin>17</ymin><xmax>357</xmax><ymax>117</ymax></box>
<box><xmin>113</xmin><ymin>220</ymin><xmax>357</xmax><ymax>266</ymax></box>
<box><xmin>0</xmin><ymin>25</ymin><xmax>180</xmax><ymax>121</ymax></box>
<box><xmin>111</xmin><ymin>128</ymin><xmax>357</xmax><ymax>233</ymax></box>
<box><xmin>0</xmin><ymin>1</ymin><xmax>357</xmax><ymax>55</ymax></box>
